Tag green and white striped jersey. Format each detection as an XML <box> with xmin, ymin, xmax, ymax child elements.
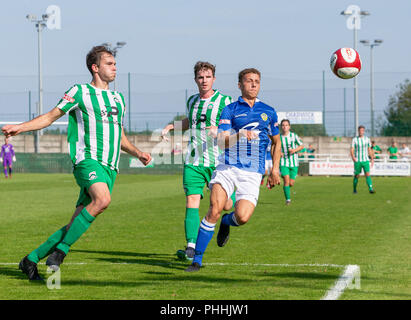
<box><xmin>56</xmin><ymin>83</ymin><xmax>125</xmax><ymax>172</ymax></box>
<box><xmin>280</xmin><ymin>132</ymin><xmax>303</xmax><ymax>167</ymax></box>
<box><xmin>352</xmin><ymin>136</ymin><xmax>371</xmax><ymax>162</ymax></box>
<box><xmin>185</xmin><ymin>90</ymin><xmax>232</xmax><ymax>167</ymax></box>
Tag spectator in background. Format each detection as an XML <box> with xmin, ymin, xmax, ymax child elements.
<box><xmin>298</xmin><ymin>146</ymin><xmax>307</xmax><ymax>162</ymax></box>
<box><xmin>0</xmin><ymin>137</ymin><xmax>16</xmax><ymax>179</ymax></box>
<box><xmin>371</xmin><ymin>140</ymin><xmax>382</xmax><ymax>160</ymax></box>
<box><xmin>388</xmin><ymin>141</ymin><xmax>399</xmax><ymax>160</ymax></box>
<box><xmin>306</xmin><ymin>144</ymin><xmax>315</xmax><ymax>160</ymax></box>
<box><xmin>399</xmin><ymin>143</ymin><xmax>410</xmax><ymax>160</ymax></box>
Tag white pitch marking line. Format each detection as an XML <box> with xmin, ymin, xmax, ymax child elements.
<box><xmin>1</xmin><ymin>261</ymin><xmax>358</xmax><ymax>300</ymax></box>
<box><xmin>321</xmin><ymin>264</ymin><xmax>360</xmax><ymax>300</ymax></box>
<box><xmin>0</xmin><ymin>262</ymin><xmax>346</xmax><ymax>268</ymax></box>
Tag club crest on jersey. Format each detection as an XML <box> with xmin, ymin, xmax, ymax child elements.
<box><xmin>63</xmin><ymin>94</ymin><xmax>75</xmax><ymax>103</ymax></box>
<box><xmin>261</xmin><ymin>113</ymin><xmax>268</xmax><ymax>121</ymax></box>
<box><xmin>207</xmin><ymin>103</ymin><xmax>214</xmax><ymax>110</ymax></box>
<box><xmin>89</xmin><ymin>171</ymin><xmax>97</xmax><ymax>181</ymax></box>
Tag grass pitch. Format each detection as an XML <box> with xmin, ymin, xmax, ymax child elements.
<box><xmin>0</xmin><ymin>173</ymin><xmax>410</xmax><ymax>300</ymax></box>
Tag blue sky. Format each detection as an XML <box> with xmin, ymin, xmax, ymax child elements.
<box><xmin>1</xmin><ymin>0</ymin><xmax>410</xmax><ymax>134</ymax></box>
<box><xmin>3</xmin><ymin>0</ymin><xmax>410</xmax><ymax>76</ymax></box>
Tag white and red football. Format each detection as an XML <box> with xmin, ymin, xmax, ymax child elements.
<box><xmin>330</xmin><ymin>48</ymin><xmax>362</xmax><ymax>79</ymax></box>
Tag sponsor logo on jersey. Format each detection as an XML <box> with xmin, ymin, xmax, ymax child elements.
<box><xmin>194</xmin><ymin>114</ymin><xmax>207</xmax><ymax>125</ymax></box>
<box><xmin>63</xmin><ymin>94</ymin><xmax>75</xmax><ymax>103</ymax></box>
<box><xmin>261</xmin><ymin>113</ymin><xmax>268</xmax><ymax>121</ymax></box>
<box><xmin>89</xmin><ymin>171</ymin><xmax>97</xmax><ymax>181</ymax></box>
<box><xmin>240</xmin><ymin>122</ymin><xmax>260</xmax><ymax>131</ymax></box>
<box><xmin>234</xmin><ymin>113</ymin><xmax>247</xmax><ymax>118</ymax></box>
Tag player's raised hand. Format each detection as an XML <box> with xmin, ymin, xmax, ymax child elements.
<box><xmin>2</xmin><ymin>124</ymin><xmax>21</xmax><ymax>137</ymax></box>
<box><xmin>161</xmin><ymin>124</ymin><xmax>174</xmax><ymax>142</ymax></box>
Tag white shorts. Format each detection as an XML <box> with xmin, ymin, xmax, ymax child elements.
<box><xmin>209</xmin><ymin>164</ymin><xmax>262</xmax><ymax>206</ymax></box>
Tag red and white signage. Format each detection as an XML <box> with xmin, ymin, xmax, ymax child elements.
<box><xmin>309</xmin><ymin>161</ymin><xmax>410</xmax><ymax>176</ymax></box>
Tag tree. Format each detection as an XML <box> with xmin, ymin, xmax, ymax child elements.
<box><xmin>291</xmin><ymin>124</ymin><xmax>327</xmax><ymax>137</ymax></box>
<box><xmin>380</xmin><ymin>79</ymin><xmax>411</xmax><ymax>136</ymax></box>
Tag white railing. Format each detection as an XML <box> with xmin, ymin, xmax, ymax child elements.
<box><xmin>298</xmin><ymin>153</ymin><xmax>411</xmax><ymax>163</ymax></box>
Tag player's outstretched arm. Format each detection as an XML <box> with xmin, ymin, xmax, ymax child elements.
<box><xmin>161</xmin><ymin>117</ymin><xmax>189</xmax><ymax>141</ymax></box>
<box><xmin>268</xmin><ymin>134</ymin><xmax>281</xmax><ymax>188</ymax></box>
<box><xmin>2</xmin><ymin>107</ymin><xmax>65</xmax><ymax>137</ymax></box>
<box><xmin>120</xmin><ymin>127</ymin><xmax>152</xmax><ymax>166</ymax></box>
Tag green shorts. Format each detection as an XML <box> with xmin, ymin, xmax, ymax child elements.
<box><xmin>73</xmin><ymin>159</ymin><xmax>117</xmax><ymax>207</ymax></box>
<box><xmin>354</xmin><ymin>161</ymin><xmax>370</xmax><ymax>175</ymax></box>
<box><xmin>183</xmin><ymin>164</ymin><xmax>215</xmax><ymax>198</ymax></box>
<box><xmin>280</xmin><ymin>166</ymin><xmax>299</xmax><ymax>180</ymax></box>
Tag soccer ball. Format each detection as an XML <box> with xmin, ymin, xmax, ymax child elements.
<box><xmin>330</xmin><ymin>48</ymin><xmax>362</xmax><ymax>79</ymax></box>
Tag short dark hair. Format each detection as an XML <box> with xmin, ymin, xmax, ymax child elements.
<box><xmin>194</xmin><ymin>61</ymin><xmax>216</xmax><ymax>78</ymax></box>
<box><xmin>281</xmin><ymin>119</ymin><xmax>290</xmax><ymax>126</ymax></box>
<box><xmin>238</xmin><ymin>68</ymin><xmax>261</xmax><ymax>83</ymax></box>
<box><xmin>86</xmin><ymin>46</ymin><xmax>114</xmax><ymax>75</ymax></box>
<box><xmin>358</xmin><ymin>125</ymin><xmax>365</xmax><ymax>130</ymax></box>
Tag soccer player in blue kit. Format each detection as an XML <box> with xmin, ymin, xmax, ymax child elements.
<box><xmin>185</xmin><ymin>68</ymin><xmax>282</xmax><ymax>272</ymax></box>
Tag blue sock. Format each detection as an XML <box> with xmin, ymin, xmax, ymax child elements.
<box><xmin>222</xmin><ymin>212</ymin><xmax>240</xmax><ymax>227</ymax></box>
<box><xmin>193</xmin><ymin>218</ymin><xmax>215</xmax><ymax>266</ymax></box>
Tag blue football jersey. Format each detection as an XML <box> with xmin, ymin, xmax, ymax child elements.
<box><xmin>218</xmin><ymin>97</ymin><xmax>279</xmax><ymax>174</ymax></box>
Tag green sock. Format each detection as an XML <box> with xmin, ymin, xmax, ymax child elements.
<box><xmin>27</xmin><ymin>226</ymin><xmax>67</xmax><ymax>264</ymax></box>
<box><xmin>185</xmin><ymin>207</ymin><xmax>200</xmax><ymax>245</ymax></box>
<box><xmin>230</xmin><ymin>192</ymin><xmax>236</xmax><ymax>209</ymax></box>
<box><xmin>283</xmin><ymin>186</ymin><xmax>291</xmax><ymax>200</ymax></box>
<box><xmin>56</xmin><ymin>208</ymin><xmax>95</xmax><ymax>255</ymax></box>
<box><xmin>353</xmin><ymin>177</ymin><xmax>359</xmax><ymax>192</ymax></box>
<box><xmin>366</xmin><ymin>176</ymin><xmax>373</xmax><ymax>190</ymax></box>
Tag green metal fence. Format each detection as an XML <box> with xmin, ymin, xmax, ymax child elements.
<box><xmin>11</xmin><ymin>153</ymin><xmax>310</xmax><ymax>177</ymax></box>
<box><xmin>12</xmin><ymin>153</ymin><xmax>184</xmax><ymax>175</ymax></box>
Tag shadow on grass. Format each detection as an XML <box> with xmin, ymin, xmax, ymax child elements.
<box><xmin>0</xmin><ymin>265</ymin><xmax>45</xmax><ymax>285</ymax></box>
<box><xmin>71</xmin><ymin>249</ymin><xmax>186</xmax><ymax>270</ymax></box>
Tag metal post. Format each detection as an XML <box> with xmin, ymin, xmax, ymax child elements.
<box><xmin>353</xmin><ymin>19</ymin><xmax>359</xmax><ymax>133</ymax></box>
<box><xmin>34</xmin><ymin>22</ymin><xmax>44</xmax><ymax>153</ymax></box>
<box><xmin>344</xmin><ymin>88</ymin><xmax>347</xmax><ymax>136</ymax></box>
<box><xmin>28</xmin><ymin>90</ymin><xmax>32</xmax><ymax>121</ymax></box>
<box><xmin>128</xmin><ymin>72</ymin><xmax>131</xmax><ymax>133</ymax></box>
<box><xmin>370</xmin><ymin>45</ymin><xmax>374</xmax><ymax>137</ymax></box>
<box><xmin>322</xmin><ymin>70</ymin><xmax>325</xmax><ymax>131</ymax></box>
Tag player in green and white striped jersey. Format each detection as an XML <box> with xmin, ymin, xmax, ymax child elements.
<box><xmin>279</xmin><ymin>119</ymin><xmax>304</xmax><ymax>205</ymax></box>
<box><xmin>350</xmin><ymin>125</ymin><xmax>375</xmax><ymax>194</ymax></box>
<box><xmin>2</xmin><ymin>46</ymin><xmax>152</xmax><ymax>280</ymax></box>
<box><xmin>161</xmin><ymin>61</ymin><xmax>234</xmax><ymax>261</ymax></box>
